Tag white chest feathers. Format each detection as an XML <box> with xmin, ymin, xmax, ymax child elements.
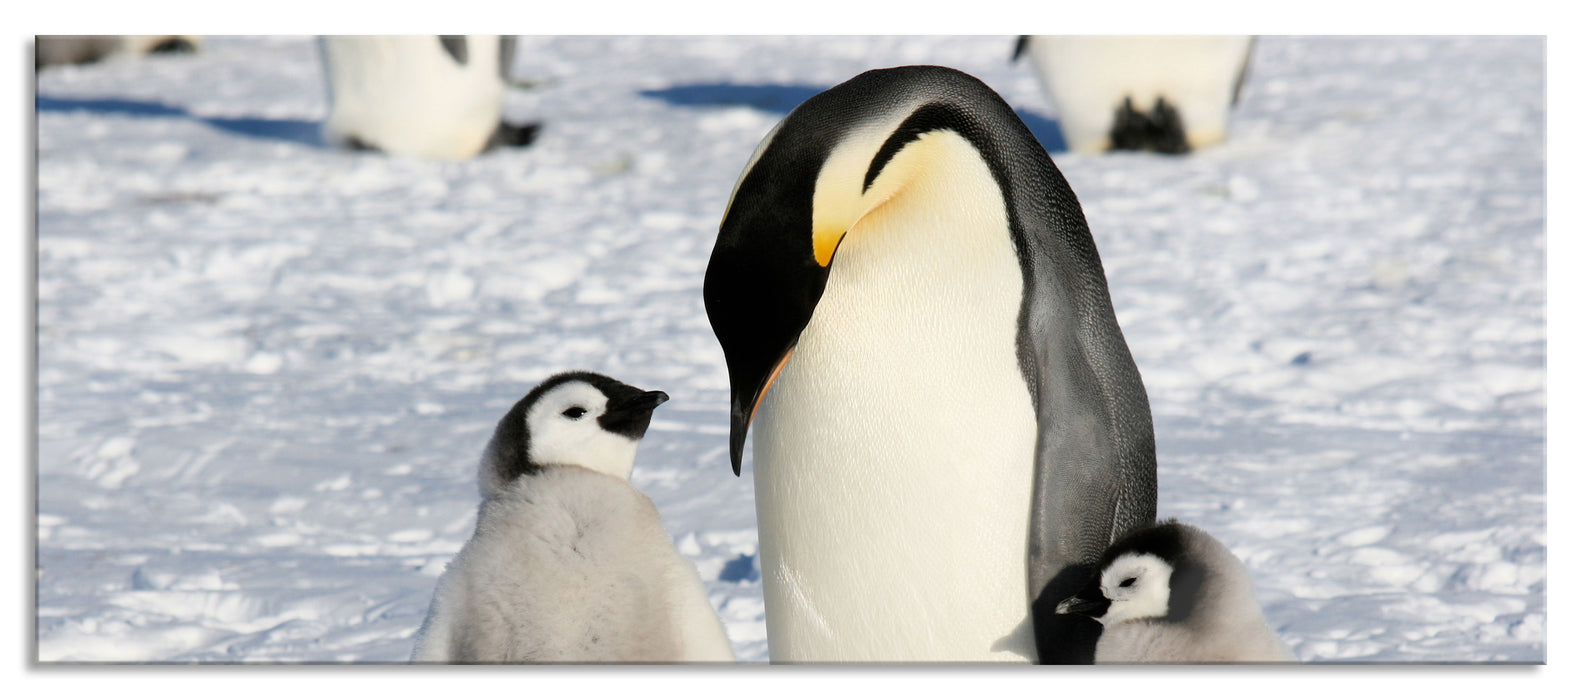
<box><xmin>752</xmin><ymin>130</ymin><xmax>1039</xmax><ymax>662</ymax></box>
<box><xmin>411</xmin><ymin>467</ymin><xmax>735</xmax><ymax>663</ymax></box>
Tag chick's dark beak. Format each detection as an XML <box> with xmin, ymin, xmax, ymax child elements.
<box><xmin>610</xmin><ymin>390</ymin><xmax>669</xmax><ymax>412</ymax></box>
<box><xmin>599</xmin><ymin>390</ymin><xmax>669</xmax><ymax>440</ymax></box>
<box><xmin>1055</xmin><ymin>593</ymin><xmax>1110</xmax><ymax>619</ymax></box>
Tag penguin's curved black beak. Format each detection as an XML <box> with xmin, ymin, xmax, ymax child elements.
<box><xmin>1055</xmin><ymin>593</ymin><xmax>1109</xmax><ymax>619</ymax></box>
<box><xmin>599</xmin><ymin>390</ymin><xmax>669</xmax><ymax>440</ymax></box>
<box><xmin>1055</xmin><ymin>572</ymin><xmax>1111</xmax><ymax>618</ymax></box>
<box><xmin>723</xmin><ymin>348</ymin><xmax>795</xmax><ymax>476</ymax></box>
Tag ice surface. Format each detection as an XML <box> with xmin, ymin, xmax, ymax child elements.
<box><xmin>35</xmin><ymin>35</ymin><xmax>1544</xmax><ymax>663</ymax></box>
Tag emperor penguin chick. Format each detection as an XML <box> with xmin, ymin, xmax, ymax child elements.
<box><xmin>1056</xmin><ymin>521</ymin><xmax>1293</xmax><ymax>663</ymax></box>
<box><xmin>410</xmin><ymin>372</ymin><xmax>735</xmax><ymax>663</ymax></box>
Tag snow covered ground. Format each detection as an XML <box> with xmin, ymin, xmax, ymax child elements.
<box><xmin>33</xmin><ymin>34</ymin><xmax>1544</xmax><ymax>665</ymax></box>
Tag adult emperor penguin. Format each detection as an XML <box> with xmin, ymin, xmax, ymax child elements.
<box><xmin>319</xmin><ymin>35</ymin><xmax>537</xmax><ymax>160</ymax></box>
<box><xmin>410</xmin><ymin>372</ymin><xmax>735</xmax><ymax>663</ymax></box>
<box><xmin>1012</xmin><ymin>36</ymin><xmax>1254</xmax><ymax>154</ymax></box>
<box><xmin>1056</xmin><ymin>521</ymin><xmax>1294</xmax><ymax>663</ymax></box>
<box><xmin>703</xmin><ymin>65</ymin><xmax>1156</xmax><ymax>663</ymax></box>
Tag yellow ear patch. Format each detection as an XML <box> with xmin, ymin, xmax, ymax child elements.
<box><xmin>812</xmin><ymin>224</ymin><xmax>846</xmax><ymax>267</ymax></box>
<box><xmin>809</xmin><ymin>122</ymin><xmax>894</xmax><ymax>268</ymax></box>
<box><xmin>808</xmin><ymin>127</ymin><xmax>957</xmax><ymax>268</ymax></box>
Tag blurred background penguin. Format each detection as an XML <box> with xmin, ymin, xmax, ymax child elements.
<box><xmin>36</xmin><ymin>35</ymin><xmax>202</xmax><ymax>69</ymax></box>
<box><xmin>318</xmin><ymin>35</ymin><xmax>538</xmax><ymax>160</ymax></box>
<box><xmin>1013</xmin><ymin>35</ymin><xmax>1253</xmax><ymax>154</ymax></box>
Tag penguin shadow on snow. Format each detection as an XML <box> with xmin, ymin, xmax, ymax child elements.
<box><xmin>35</xmin><ymin>94</ymin><xmax>325</xmax><ymax>147</ymax></box>
<box><xmin>38</xmin><ymin>93</ymin><xmax>543</xmax><ymax>155</ymax></box>
<box><xmin>638</xmin><ymin>81</ymin><xmax>1069</xmax><ymax>152</ymax></box>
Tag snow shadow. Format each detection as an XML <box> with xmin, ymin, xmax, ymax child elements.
<box><xmin>639</xmin><ymin>82</ymin><xmax>825</xmax><ymax>115</ymax></box>
<box><xmin>35</xmin><ymin>94</ymin><xmax>324</xmax><ymax>146</ymax></box>
<box><xmin>640</xmin><ymin>81</ymin><xmax>1068</xmax><ymax>152</ymax></box>
<box><xmin>1014</xmin><ymin>110</ymin><xmax>1067</xmax><ymax>153</ymax></box>
<box><xmin>718</xmin><ymin>553</ymin><xmax>760</xmax><ymax>584</ymax></box>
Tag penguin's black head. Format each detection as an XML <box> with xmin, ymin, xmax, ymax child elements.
<box><xmin>704</xmin><ymin>100</ymin><xmax>841</xmax><ymax>477</ymax></box>
<box><xmin>1056</xmin><ymin>521</ymin><xmax>1206</xmax><ymax>626</ymax></box>
<box><xmin>481</xmin><ymin>371</ymin><xmax>669</xmax><ymax>493</ymax></box>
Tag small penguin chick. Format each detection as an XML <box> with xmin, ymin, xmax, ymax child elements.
<box><xmin>411</xmin><ymin>372</ymin><xmax>736</xmax><ymax>663</ymax></box>
<box><xmin>1056</xmin><ymin>520</ymin><xmax>1293</xmax><ymax>663</ymax></box>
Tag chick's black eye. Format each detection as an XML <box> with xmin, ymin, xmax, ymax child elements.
<box><xmin>562</xmin><ymin>407</ymin><xmax>587</xmax><ymax>419</ymax></box>
<box><xmin>1120</xmin><ymin>577</ymin><xmax>1137</xmax><ymax>588</ymax></box>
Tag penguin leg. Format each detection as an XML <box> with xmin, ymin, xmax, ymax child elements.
<box><xmin>1146</xmin><ymin>98</ymin><xmax>1190</xmax><ymax>154</ymax></box>
<box><xmin>1106</xmin><ymin>95</ymin><xmax>1191</xmax><ymax>154</ymax></box>
<box><xmin>148</xmin><ymin>37</ymin><xmax>197</xmax><ymax>54</ymax></box>
<box><xmin>485</xmin><ymin>121</ymin><xmax>541</xmax><ymax>150</ymax></box>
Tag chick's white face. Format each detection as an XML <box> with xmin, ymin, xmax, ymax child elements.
<box><xmin>525</xmin><ymin>381</ymin><xmax>640</xmax><ymax>480</ymax></box>
<box><xmin>1097</xmin><ymin>552</ymin><xmax>1174</xmax><ymax>626</ymax></box>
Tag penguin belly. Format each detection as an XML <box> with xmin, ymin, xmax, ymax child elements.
<box><xmin>320</xmin><ymin>36</ymin><xmax>505</xmax><ymax>160</ymax></box>
<box><xmin>752</xmin><ymin>133</ymin><xmax>1040</xmax><ymax>662</ymax></box>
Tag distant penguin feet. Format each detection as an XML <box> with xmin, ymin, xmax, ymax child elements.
<box><xmin>1108</xmin><ymin>96</ymin><xmax>1189</xmax><ymax>155</ymax></box>
<box><xmin>487</xmin><ymin>120</ymin><xmax>541</xmax><ymax>150</ymax></box>
<box><xmin>337</xmin><ymin>121</ymin><xmax>539</xmax><ymax>156</ymax></box>
<box><xmin>147</xmin><ymin>37</ymin><xmax>198</xmax><ymax>54</ymax></box>
<box><xmin>35</xmin><ymin>35</ymin><xmax>203</xmax><ymax>69</ymax></box>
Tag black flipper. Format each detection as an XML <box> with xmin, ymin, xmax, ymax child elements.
<box><xmin>1232</xmin><ymin>37</ymin><xmax>1256</xmax><ymax>106</ymax></box>
<box><xmin>439</xmin><ymin>36</ymin><xmax>468</xmax><ymax>66</ymax></box>
<box><xmin>499</xmin><ymin>35</ymin><xmax>518</xmax><ymax>82</ymax></box>
<box><xmin>1011</xmin><ymin>35</ymin><xmax>1031</xmax><ymax>62</ymax></box>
